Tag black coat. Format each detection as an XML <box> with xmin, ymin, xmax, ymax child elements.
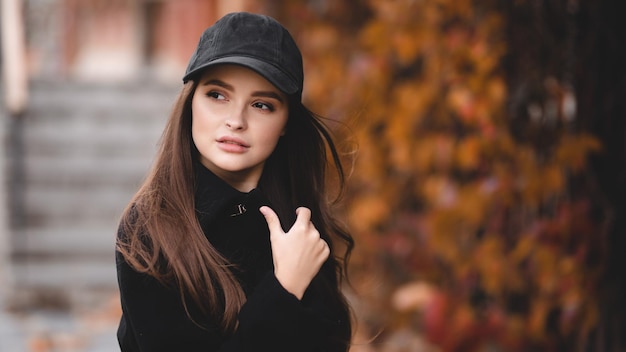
<box><xmin>116</xmin><ymin>164</ymin><xmax>351</xmax><ymax>351</ymax></box>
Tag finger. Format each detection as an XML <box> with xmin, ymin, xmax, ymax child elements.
<box><xmin>321</xmin><ymin>240</ymin><xmax>330</xmax><ymax>258</ymax></box>
<box><xmin>259</xmin><ymin>206</ymin><xmax>284</xmax><ymax>236</ymax></box>
<box><xmin>317</xmin><ymin>239</ymin><xmax>331</xmax><ymax>261</ymax></box>
<box><xmin>294</xmin><ymin>207</ymin><xmax>312</xmax><ymax>225</ymax></box>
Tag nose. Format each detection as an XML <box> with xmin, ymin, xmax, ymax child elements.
<box><xmin>225</xmin><ymin>104</ymin><xmax>247</xmax><ymax>130</ymax></box>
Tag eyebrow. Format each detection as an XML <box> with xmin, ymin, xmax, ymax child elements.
<box><xmin>202</xmin><ymin>78</ymin><xmax>285</xmax><ymax>103</ymax></box>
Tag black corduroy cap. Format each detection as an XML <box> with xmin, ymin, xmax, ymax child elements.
<box><xmin>183</xmin><ymin>12</ymin><xmax>304</xmax><ymax>97</ymax></box>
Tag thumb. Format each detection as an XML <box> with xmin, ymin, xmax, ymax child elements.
<box><xmin>259</xmin><ymin>206</ymin><xmax>284</xmax><ymax>236</ymax></box>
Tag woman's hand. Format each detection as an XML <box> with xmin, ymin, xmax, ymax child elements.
<box><xmin>259</xmin><ymin>206</ymin><xmax>330</xmax><ymax>300</ymax></box>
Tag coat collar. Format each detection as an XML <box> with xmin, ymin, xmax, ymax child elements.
<box><xmin>194</xmin><ymin>161</ymin><xmax>265</xmax><ymax>224</ymax></box>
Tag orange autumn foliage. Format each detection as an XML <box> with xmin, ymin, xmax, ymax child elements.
<box><xmin>276</xmin><ymin>0</ymin><xmax>605</xmax><ymax>351</ymax></box>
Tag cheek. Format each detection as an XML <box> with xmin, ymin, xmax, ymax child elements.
<box><xmin>262</xmin><ymin>118</ymin><xmax>288</xmax><ymax>145</ymax></box>
<box><xmin>251</xmin><ymin>121</ymin><xmax>286</xmax><ymax>158</ymax></box>
<box><xmin>191</xmin><ymin>120</ymin><xmax>200</xmax><ymax>147</ymax></box>
<box><xmin>191</xmin><ymin>104</ymin><xmax>210</xmax><ymax>148</ymax></box>
<box><xmin>191</xmin><ymin>101</ymin><xmax>214</xmax><ymax>133</ymax></box>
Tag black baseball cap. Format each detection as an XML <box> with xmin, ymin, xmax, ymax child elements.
<box><xmin>183</xmin><ymin>12</ymin><xmax>304</xmax><ymax>97</ymax></box>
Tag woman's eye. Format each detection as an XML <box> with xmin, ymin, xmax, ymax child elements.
<box><xmin>207</xmin><ymin>91</ymin><xmax>225</xmax><ymax>100</ymax></box>
<box><xmin>252</xmin><ymin>102</ymin><xmax>274</xmax><ymax>112</ymax></box>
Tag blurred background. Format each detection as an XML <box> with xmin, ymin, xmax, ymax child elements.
<box><xmin>1</xmin><ymin>0</ymin><xmax>624</xmax><ymax>351</ymax></box>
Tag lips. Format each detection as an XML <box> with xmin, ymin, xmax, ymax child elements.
<box><xmin>217</xmin><ymin>136</ymin><xmax>249</xmax><ymax>152</ymax></box>
<box><xmin>217</xmin><ymin>136</ymin><xmax>249</xmax><ymax>146</ymax></box>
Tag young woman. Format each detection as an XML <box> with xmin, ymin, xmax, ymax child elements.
<box><xmin>115</xmin><ymin>12</ymin><xmax>354</xmax><ymax>351</ymax></box>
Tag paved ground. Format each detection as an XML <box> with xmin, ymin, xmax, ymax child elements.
<box><xmin>0</xmin><ymin>292</ymin><xmax>120</xmax><ymax>352</ymax></box>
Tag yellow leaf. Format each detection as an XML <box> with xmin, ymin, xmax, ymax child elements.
<box><xmin>348</xmin><ymin>194</ymin><xmax>391</xmax><ymax>233</ymax></box>
<box><xmin>456</xmin><ymin>136</ymin><xmax>481</xmax><ymax>171</ymax></box>
<box><xmin>543</xmin><ymin>165</ymin><xmax>564</xmax><ymax>195</ymax></box>
<box><xmin>393</xmin><ymin>29</ymin><xmax>422</xmax><ymax>65</ymax></box>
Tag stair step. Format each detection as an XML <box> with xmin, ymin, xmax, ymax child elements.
<box><xmin>11</xmin><ymin>259</ymin><xmax>117</xmax><ymax>289</ymax></box>
<box><xmin>12</xmin><ymin>228</ymin><xmax>116</xmax><ymax>258</ymax></box>
<box><xmin>23</xmin><ymin>155</ymin><xmax>151</xmax><ymax>187</ymax></box>
<box><xmin>23</xmin><ymin>125</ymin><xmax>163</xmax><ymax>156</ymax></box>
<box><xmin>28</xmin><ymin>81</ymin><xmax>178</xmax><ymax>113</ymax></box>
<box><xmin>23</xmin><ymin>187</ymin><xmax>131</xmax><ymax>227</ymax></box>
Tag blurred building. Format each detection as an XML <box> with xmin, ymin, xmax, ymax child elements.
<box><xmin>28</xmin><ymin>0</ymin><xmax>270</xmax><ymax>82</ymax></box>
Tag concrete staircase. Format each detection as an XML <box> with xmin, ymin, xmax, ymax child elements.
<box><xmin>8</xmin><ymin>79</ymin><xmax>178</xmax><ymax>308</ymax></box>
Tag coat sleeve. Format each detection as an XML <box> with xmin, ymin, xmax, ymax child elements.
<box><xmin>116</xmin><ymin>249</ymin><xmax>229</xmax><ymax>351</ymax></box>
<box><xmin>229</xmin><ymin>272</ymin><xmax>350</xmax><ymax>352</ymax></box>
<box><xmin>117</xmin><ymin>250</ymin><xmax>349</xmax><ymax>352</ymax></box>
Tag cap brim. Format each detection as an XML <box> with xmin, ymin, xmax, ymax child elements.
<box><xmin>182</xmin><ymin>56</ymin><xmax>300</xmax><ymax>96</ymax></box>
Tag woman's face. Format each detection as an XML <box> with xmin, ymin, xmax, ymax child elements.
<box><xmin>191</xmin><ymin>64</ymin><xmax>288</xmax><ymax>191</ymax></box>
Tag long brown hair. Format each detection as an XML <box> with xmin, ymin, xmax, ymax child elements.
<box><xmin>116</xmin><ymin>78</ymin><xmax>354</xmax><ymax>335</ymax></box>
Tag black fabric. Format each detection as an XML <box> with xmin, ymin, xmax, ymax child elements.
<box><xmin>116</xmin><ymin>163</ymin><xmax>350</xmax><ymax>351</ymax></box>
